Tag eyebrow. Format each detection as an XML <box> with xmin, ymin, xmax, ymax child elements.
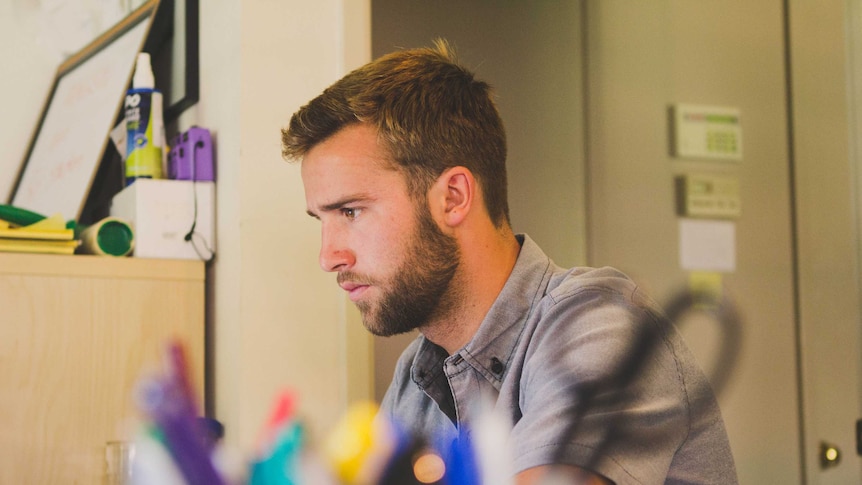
<box><xmin>306</xmin><ymin>194</ymin><xmax>373</xmax><ymax>218</ymax></box>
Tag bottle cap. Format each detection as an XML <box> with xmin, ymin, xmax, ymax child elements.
<box><xmin>133</xmin><ymin>52</ymin><xmax>155</xmax><ymax>89</ymax></box>
<box><xmin>96</xmin><ymin>219</ymin><xmax>135</xmax><ymax>256</ymax></box>
<box><xmin>78</xmin><ymin>217</ymin><xmax>135</xmax><ymax>257</ymax></box>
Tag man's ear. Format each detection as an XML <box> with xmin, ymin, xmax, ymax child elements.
<box><xmin>432</xmin><ymin>166</ymin><xmax>475</xmax><ymax>228</ymax></box>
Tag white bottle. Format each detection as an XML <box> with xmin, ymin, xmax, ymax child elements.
<box><xmin>124</xmin><ymin>52</ymin><xmax>165</xmax><ymax>185</ymax></box>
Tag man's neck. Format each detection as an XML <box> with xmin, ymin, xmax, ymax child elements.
<box><xmin>420</xmin><ymin>226</ymin><xmax>521</xmax><ymax>354</ymax></box>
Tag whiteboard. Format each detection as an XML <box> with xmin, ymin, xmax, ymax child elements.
<box><xmin>10</xmin><ymin>1</ymin><xmax>158</xmax><ymax>222</ymax></box>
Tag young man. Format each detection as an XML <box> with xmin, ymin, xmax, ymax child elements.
<box><xmin>282</xmin><ymin>41</ymin><xmax>737</xmax><ymax>484</ymax></box>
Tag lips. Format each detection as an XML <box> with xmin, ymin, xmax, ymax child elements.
<box><xmin>339</xmin><ymin>281</ymin><xmax>370</xmax><ymax>301</ymax></box>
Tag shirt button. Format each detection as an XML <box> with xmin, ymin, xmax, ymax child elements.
<box><xmin>490</xmin><ymin>357</ymin><xmax>504</xmax><ymax>375</ymax></box>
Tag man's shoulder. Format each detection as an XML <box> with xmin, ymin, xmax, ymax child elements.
<box><xmin>541</xmin><ymin>265</ymin><xmax>665</xmax><ymax>320</ymax></box>
<box><xmin>547</xmin><ymin>265</ymin><xmax>638</xmax><ymax>297</ymax></box>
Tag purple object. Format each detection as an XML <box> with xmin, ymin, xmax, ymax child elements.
<box><xmin>168</xmin><ymin>126</ymin><xmax>214</xmax><ymax>181</ymax></box>
<box><xmin>135</xmin><ymin>341</ymin><xmax>226</xmax><ymax>485</ymax></box>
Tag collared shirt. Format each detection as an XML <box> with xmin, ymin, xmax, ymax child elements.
<box><xmin>380</xmin><ymin>234</ymin><xmax>737</xmax><ymax>484</ymax></box>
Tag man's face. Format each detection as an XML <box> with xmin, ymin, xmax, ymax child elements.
<box><xmin>301</xmin><ymin>124</ymin><xmax>459</xmax><ymax>336</ymax></box>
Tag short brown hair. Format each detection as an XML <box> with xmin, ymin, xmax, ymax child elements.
<box><xmin>282</xmin><ymin>40</ymin><xmax>510</xmax><ymax>227</ymax></box>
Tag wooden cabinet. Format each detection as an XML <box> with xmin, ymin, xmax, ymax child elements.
<box><xmin>0</xmin><ymin>253</ymin><xmax>205</xmax><ymax>484</ymax></box>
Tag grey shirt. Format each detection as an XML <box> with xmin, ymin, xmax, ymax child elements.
<box><xmin>380</xmin><ymin>235</ymin><xmax>737</xmax><ymax>484</ymax></box>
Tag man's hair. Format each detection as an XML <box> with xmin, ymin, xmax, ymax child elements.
<box><xmin>282</xmin><ymin>39</ymin><xmax>510</xmax><ymax>227</ymax></box>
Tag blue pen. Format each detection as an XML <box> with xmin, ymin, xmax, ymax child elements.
<box><xmin>442</xmin><ymin>431</ymin><xmax>480</xmax><ymax>485</ymax></box>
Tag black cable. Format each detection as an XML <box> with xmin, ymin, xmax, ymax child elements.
<box><xmin>183</xmin><ymin>137</ymin><xmax>214</xmax><ymax>263</ymax></box>
<box><xmin>552</xmin><ymin>288</ymin><xmax>743</xmax><ymax>470</ymax></box>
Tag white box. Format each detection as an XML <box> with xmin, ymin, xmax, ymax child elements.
<box><xmin>110</xmin><ymin>179</ymin><xmax>215</xmax><ymax>260</ymax></box>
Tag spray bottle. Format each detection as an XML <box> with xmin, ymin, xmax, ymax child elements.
<box><xmin>124</xmin><ymin>52</ymin><xmax>164</xmax><ymax>185</ymax></box>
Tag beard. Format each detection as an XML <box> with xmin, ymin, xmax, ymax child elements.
<box><xmin>339</xmin><ymin>203</ymin><xmax>460</xmax><ymax>337</ymax></box>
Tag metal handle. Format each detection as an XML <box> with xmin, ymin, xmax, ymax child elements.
<box><xmin>820</xmin><ymin>441</ymin><xmax>841</xmax><ymax>469</ymax></box>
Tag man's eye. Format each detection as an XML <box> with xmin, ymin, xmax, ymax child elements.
<box><xmin>342</xmin><ymin>208</ymin><xmax>361</xmax><ymax>220</ymax></box>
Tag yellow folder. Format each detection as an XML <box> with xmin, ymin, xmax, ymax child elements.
<box><xmin>0</xmin><ymin>238</ymin><xmax>79</xmax><ymax>255</ymax></box>
<box><xmin>0</xmin><ymin>214</ymin><xmax>74</xmax><ymax>240</ymax></box>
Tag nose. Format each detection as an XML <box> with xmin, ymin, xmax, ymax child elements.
<box><xmin>319</xmin><ymin>224</ymin><xmax>355</xmax><ymax>272</ymax></box>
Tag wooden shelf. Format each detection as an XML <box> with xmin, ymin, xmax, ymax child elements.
<box><xmin>0</xmin><ymin>252</ymin><xmax>205</xmax><ymax>280</ymax></box>
<box><xmin>0</xmin><ymin>253</ymin><xmax>205</xmax><ymax>483</ymax></box>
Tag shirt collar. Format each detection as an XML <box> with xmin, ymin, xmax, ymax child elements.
<box><xmin>411</xmin><ymin>234</ymin><xmax>554</xmax><ymax>389</ymax></box>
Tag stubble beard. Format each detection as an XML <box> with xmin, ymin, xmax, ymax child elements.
<box><xmin>349</xmin><ymin>204</ymin><xmax>460</xmax><ymax>337</ymax></box>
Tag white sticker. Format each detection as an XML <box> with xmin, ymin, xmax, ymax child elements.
<box><xmin>679</xmin><ymin>219</ymin><xmax>736</xmax><ymax>272</ymax></box>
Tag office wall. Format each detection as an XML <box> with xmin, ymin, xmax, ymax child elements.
<box><xmin>0</xmin><ymin>4</ymin><xmax>56</xmax><ymax>201</ymax></box>
<box><xmin>585</xmin><ymin>1</ymin><xmax>799</xmax><ymax>482</ymax></box>
<box><xmin>789</xmin><ymin>1</ymin><xmax>862</xmax><ymax>482</ymax></box>
<box><xmin>588</xmin><ymin>2</ymin><xmax>862</xmax><ymax>482</ymax></box>
<box><xmin>185</xmin><ymin>1</ymin><xmax>374</xmax><ymax>450</ymax></box>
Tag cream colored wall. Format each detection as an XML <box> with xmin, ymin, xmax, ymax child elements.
<box><xmin>583</xmin><ymin>0</ymin><xmax>862</xmax><ymax>482</ymax></box>
<box><xmin>0</xmin><ymin>3</ymin><xmax>56</xmax><ymax>201</ymax></box>
<box><xmin>585</xmin><ymin>2</ymin><xmax>801</xmax><ymax>482</ymax></box>
<box><xmin>789</xmin><ymin>1</ymin><xmax>862</xmax><ymax>482</ymax></box>
<box><xmin>586</xmin><ymin>2</ymin><xmax>862</xmax><ymax>482</ymax></box>
<box><xmin>182</xmin><ymin>1</ymin><xmax>374</xmax><ymax>450</ymax></box>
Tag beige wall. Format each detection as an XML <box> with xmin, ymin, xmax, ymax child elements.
<box><xmin>586</xmin><ymin>2</ymin><xmax>800</xmax><ymax>482</ymax></box>
<box><xmin>588</xmin><ymin>1</ymin><xmax>862</xmax><ymax>483</ymax></box>
<box><xmin>789</xmin><ymin>1</ymin><xmax>862</xmax><ymax>482</ymax></box>
<box><xmin>0</xmin><ymin>3</ymin><xmax>55</xmax><ymax>201</ymax></box>
<box><xmin>188</xmin><ymin>1</ymin><xmax>374</xmax><ymax>449</ymax></box>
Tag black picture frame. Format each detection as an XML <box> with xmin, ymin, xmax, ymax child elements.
<box><xmin>147</xmin><ymin>0</ymin><xmax>199</xmax><ymax>123</ymax></box>
<box><xmin>168</xmin><ymin>0</ymin><xmax>199</xmax><ymax>123</ymax></box>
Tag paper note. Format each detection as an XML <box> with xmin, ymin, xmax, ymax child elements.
<box><xmin>679</xmin><ymin>219</ymin><xmax>736</xmax><ymax>272</ymax></box>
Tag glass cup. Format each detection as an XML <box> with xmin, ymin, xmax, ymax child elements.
<box><xmin>105</xmin><ymin>440</ymin><xmax>134</xmax><ymax>485</ymax></box>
